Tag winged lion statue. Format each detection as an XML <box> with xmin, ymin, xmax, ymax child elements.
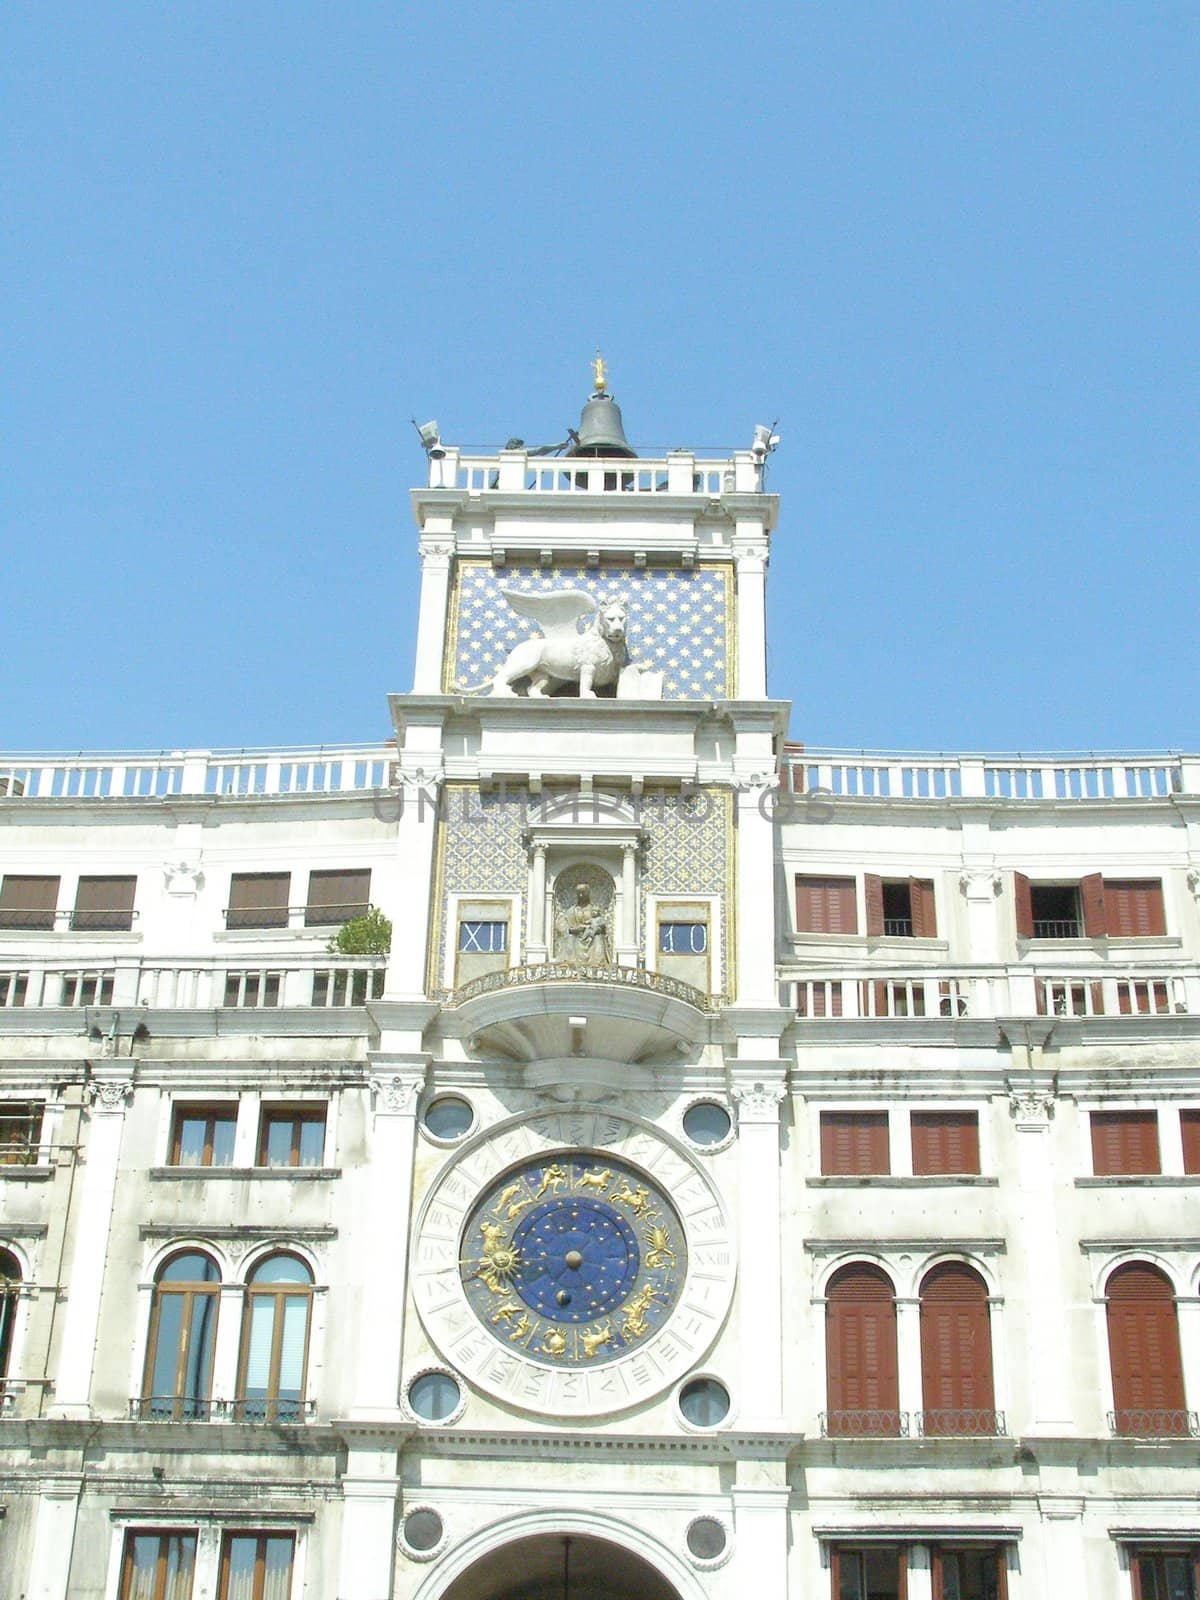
<box><xmin>455</xmin><ymin>589</ymin><xmax>630</xmax><ymax>698</ymax></box>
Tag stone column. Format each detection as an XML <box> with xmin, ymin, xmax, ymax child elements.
<box><xmin>733</xmin><ymin>540</ymin><xmax>768</xmax><ymax>699</ymax></box>
<box><xmin>412</xmin><ymin>537</ymin><xmax>454</xmax><ymax>694</ymax></box>
<box><xmin>50</xmin><ymin>1076</ymin><xmax>131</xmax><ymax>1418</ymax></box>
<box><xmin>619</xmin><ymin>840</ymin><xmax>639</xmax><ymax>964</ymax></box>
<box><xmin>385</xmin><ymin>778</ymin><xmax>441</xmax><ymax>1001</ymax></box>
<box><xmin>528</xmin><ymin>842</ymin><xmax>548</xmax><ymax>960</ymax></box>
<box><xmin>1175</xmin><ymin>1293</ymin><xmax>1200</xmax><ymax>1418</ymax></box>
<box><xmin>895</xmin><ymin>1296</ymin><xmax>924</xmax><ymax>1428</ymax></box>
<box><xmin>1035</xmin><ymin>1497</ymin><xmax>1087</xmax><ymax>1594</ymax></box>
<box><xmin>905</xmin><ymin>1545</ymin><xmax>934</xmax><ymax>1600</ymax></box>
<box><xmin>336</xmin><ymin>1442</ymin><xmax>400</xmax><ymax>1600</ymax></box>
<box><xmin>1007</xmin><ymin>1077</ymin><xmax>1074</xmax><ymax>1434</ymax></box>
<box><xmin>733</xmin><ymin>783</ymin><xmax>777</xmax><ymax>1006</ymax></box>
<box><xmin>731</xmin><ymin>1075</ymin><xmax>787</xmax><ymax>1426</ymax></box>
<box><xmin>730</xmin><ymin>1470</ymin><xmax>790</xmax><ymax>1596</ymax></box>
<box><xmin>26</xmin><ymin>1475</ymin><xmax>82</xmax><ymax>1600</ymax></box>
<box><xmin>348</xmin><ymin>1062</ymin><xmax>427</xmax><ymax>1419</ymax></box>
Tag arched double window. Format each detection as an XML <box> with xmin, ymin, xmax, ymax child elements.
<box><xmin>237</xmin><ymin>1254</ymin><xmax>313</xmax><ymax>1422</ymax></box>
<box><xmin>142</xmin><ymin>1251</ymin><xmax>220</xmax><ymax>1420</ymax></box>
<box><xmin>825</xmin><ymin>1263</ymin><xmax>901</xmax><ymax>1436</ymax></box>
<box><xmin>919</xmin><ymin>1262</ymin><xmax>997</xmax><ymax>1436</ymax></box>
<box><xmin>1106</xmin><ymin>1262</ymin><xmax>1188</xmax><ymax>1436</ymax></box>
<box><xmin>0</xmin><ymin>1248</ymin><xmax>21</xmax><ymax>1390</ymax></box>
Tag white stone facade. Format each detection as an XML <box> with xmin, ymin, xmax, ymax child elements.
<box><xmin>0</xmin><ymin>399</ymin><xmax>1198</xmax><ymax>1599</ymax></box>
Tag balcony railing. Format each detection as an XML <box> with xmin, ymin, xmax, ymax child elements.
<box><xmin>1108</xmin><ymin>1408</ymin><xmax>1200</xmax><ymax>1439</ymax></box>
<box><xmin>781</xmin><ymin>748</ymin><xmax>1193</xmax><ymax>802</ymax></box>
<box><xmin>790</xmin><ymin>966</ymin><xmax>1197</xmax><ymax>1021</ymax></box>
<box><xmin>820</xmin><ymin>1409</ymin><xmax>910</xmax><ymax>1438</ymax></box>
<box><xmin>446</xmin><ymin>960</ymin><xmax>718</xmax><ymax>1013</ymax></box>
<box><xmin>916</xmin><ymin>1408</ymin><xmax>1007</xmax><ymax>1437</ymax></box>
<box><xmin>0</xmin><ymin>907</ymin><xmax>139</xmax><ymax>933</ymax></box>
<box><xmin>0</xmin><ymin>956</ymin><xmax>387</xmax><ymax>1011</ymax></box>
<box><xmin>0</xmin><ymin>743</ymin><xmax>394</xmax><ymax>802</ymax></box>
<box><xmin>1030</xmin><ymin>919</ymin><xmax>1083</xmax><ymax>940</ymax></box>
<box><xmin>426</xmin><ymin>446</ymin><xmax>760</xmax><ymax>497</ymax></box>
<box><xmin>129</xmin><ymin>1396</ymin><xmax>316</xmax><ymax>1423</ymax></box>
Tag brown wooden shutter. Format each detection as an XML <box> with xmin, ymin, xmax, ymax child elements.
<box><xmin>864</xmin><ymin>874</ymin><xmax>885</xmax><ymax>937</ymax></box>
<box><xmin>825</xmin><ymin>1265</ymin><xmax>899</xmax><ymax>1432</ymax></box>
<box><xmin>912</xmin><ymin>1112</ymin><xmax>980</xmax><ymax>1176</ymax></box>
<box><xmin>305</xmin><ymin>869</ymin><xmax>371</xmax><ymax>926</ymax></box>
<box><xmin>1090</xmin><ymin>1111</ymin><xmax>1160</xmax><ymax>1176</ymax></box>
<box><xmin>1013</xmin><ymin>873</ymin><xmax>1033</xmax><ymax>939</ymax></box>
<box><xmin>1106</xmin><ymin>1263</ymin><xmax>1186</xmax><ymax>1429</ymax></box>
<box><xmin>795</xmin><ymin>876</ymin><xmax>857</xmax><ymax>935</ymax></box>
<box><xmin>1181</xmin><ymin>1110</ymin><xmax>1200</xmax><ymax>1175</ymax></box>
<box><xmin>821</xmin><ymin>1111</ymin><xmax>889</xmax><ymax>1175</ymax></box>
<box><xmin>228</xmin><ymin>872</ymin><xmax>291</xmax><ymax>929</ymax></box>
<box><xmin>1103</xmin><ymin>880</ymin><xmax>1166</xmax><ymax>939</ymax></box>
<box><xmin>1081</xmin><ymin>872</ymin><xmax>1107</xmax><ymax>937</ymax></box>
<box><xmin>911</xmin><ymin>878</ymin><xmax>937</xmax><ymax>938</ymax></box>
<box><xmin>919</xmin><ymin>1263</ymin><xmax>994</xmax><ymax>1429</ymax></box>
<box><xmin>0</xmin><ymin>875</ymin><xmax>60</xmax><ymax>930</ymax></box>
<box><xmin>72</xmin><ymin>875</ymin><xmax>136</xmax><ymax>931</ymax></box>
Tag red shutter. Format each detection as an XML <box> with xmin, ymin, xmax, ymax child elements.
<box><xmin>865</xmin><ymin>875</ymin><xmax>885</xmax><ymax>937</ymax></box>
<box><xmin>911</xmin><ymin>878</ymin><xmax>937</xmax><ymax>938</ymax></box>
<box><xmin>912</xmin><ymin>1112</ymin><xmax>980</xmax><ymax>1176</ymax></box>
<box><xmin>795</xmin><ymin>876</ymin><xmax>857</xmax><ymax>935</ymax></box>
<box><xmin>1103</xmin><ymin>880</ymin><xmax>1166</xmax><ymax>939</ymax></box>
<box><xmin>826</xmin><ymin>1265</ymin><xmax>899</xmax><ymax>1433</ymax></box>
<box><xmin>1181</xmin><ymin>1111</ymin><xmax>1200</xmax><ymax>1175</ymax></box>
<box><xmin>1081</xmin><ymin>872</ymin><xmax>1107</xmax><ymax>937</ymax></box>
<box><xmin>919</xmin><ymin>1264</ymin><xmax>994</xmax><ymax>1431</ymax></box>
<box><xmin>1106</xmin><ymin>1264</ymin><xmax>1186</xmax><ymax>1430</ymax></box>
<box><xmin>1013</xmin><ymin>873</ymin><xmax>1033</xmax><ymax>939</ymax></box>
<box><xmin>821</xmin><ymin>1112</ymin><xmax>890</xmax><ymax>1175</ymax></box>
<box><xmin>1090</xmin><ymin>1111</ymin><xmax>1160</xmax><ymax>1176</ymax></box>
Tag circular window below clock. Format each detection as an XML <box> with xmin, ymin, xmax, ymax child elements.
<box><xmin>685</xmin><ymin>1517</ymin><xmax>729</xmax><ymax>1564</ymax></box>
<box><xmin>678</xmin><ymin>1376</ymin><xmax>730</xmax><ymax>1428</ymax></box>
<box><xmin>682</xmin><ymin>1101</ymin><xmax>732</xmax><ymax>1148</ymax></box>
<box><xmin>400</xmin><ymin>1507</ymin><xmax>445</xmax><ymax>1559</ymax></box>
<box><xmin>422</xmin><ymin>1095</ymin><xmax>474</xmax><ymax>1142</ymax></box>
<box><xmin>406</xmin><ymin>1369</ymin><xmax>462</xmax><ymax>1423</ymax></box>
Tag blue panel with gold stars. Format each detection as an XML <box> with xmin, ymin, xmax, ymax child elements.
<box><xmin>460</xmin><ymin>1154</ymin><xmax>687</xmax><ymax>1367</ymax></box>
<box><xmin>446</xmin><ymin>562</ymin><xmax>733</xmax><ymax>700</ymax></box>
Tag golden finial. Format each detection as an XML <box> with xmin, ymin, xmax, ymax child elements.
<box><xmin>592</xmin><ymin>350</ymin><xmax>608</xmax><ymax>394</ymax></box>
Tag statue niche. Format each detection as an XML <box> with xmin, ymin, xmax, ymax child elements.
<box><xmin>552</xmin><ymin>866</ymin><xmax>614</xmax><ymax>968</ymax></box>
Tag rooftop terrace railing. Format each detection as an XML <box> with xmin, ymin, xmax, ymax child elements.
<box><xmin>788</xmin><ymin>964</ymin><xmax>1199</xmax><ymax>1021</ymax></box>
<box><xmin>0</xmin><ymin>745</ymin><xmax>395</xmax><ymax>801</ymax></box>
<box><xmin>0</xmin><ymin>955</ymin><xmax>387</xmax><ymax>1012</ymax></box>
<box><xmin>783</xmin><ymin>750</ymin><xmax>1193</xmax><ymax>801</ymax></box>
<box><xmin>425</xmin><ymin>446</ymin><xmax>764</xmax><ymax>496</ymax></box>
<box><xmin>781</xmin><ymin>749</ymin><xmax>1196</xmax><ymax>801</ymax></box>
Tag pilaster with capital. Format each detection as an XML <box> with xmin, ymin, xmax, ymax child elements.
<box><xmin>412</xmin><ymin>532</ymin><xmax>455</xmax><ymax>693</ymax></box>
<box><xmin>731</xmin><ymin>1071</ymin><xmax>787</xmax><ymax>1425</ymax></box>
<box><xmin>49</xmin><ymin>1077</ymin><xmax>133</xmax><ymax>1417</ymax></box>
<box><xmin>347</xmin><ymin>1058</ymin><xmax>429</xmax><ymax>1418</ymax></box>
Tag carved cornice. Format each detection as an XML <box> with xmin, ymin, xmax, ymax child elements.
<box><xmin>731</xmin><ymin>1079</ymin><xmax>787</xmax><ymax>1124</ymax></box>
<box><xmin>87</xmin><ymin>1078</ymin><xmax>133</xmax><ymax>1112</ymax></box>
<box><xmin>369</xmin><ymin>1073</ymin><xmax>425</xmax><ymax>1114</ymax></box>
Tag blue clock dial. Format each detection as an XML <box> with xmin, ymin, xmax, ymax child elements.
<box><xmin>461</xmin><ymin>1154</ymin><xmax>687</xmax><ymax>1367</ymax></box>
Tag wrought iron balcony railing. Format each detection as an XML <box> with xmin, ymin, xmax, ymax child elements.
<box><xmin>819</xmin><ymin>1409</ymin><xmax>910</xmax><ymax>1438</ymax></box>
<box><xmin>129</xmin><ymin>1396</ymin><xmax>316</xmax><ymax>1423</ymax></box>
<box><xmin>1108</xmin><ymin>1408</ymin><xmax>1200</xmax><ymax>1438</ymax></box>
<box><xmin>916</xmin><ymin>1408</ymin><xmax>1007</xmax><ymax>1437</ymax></box>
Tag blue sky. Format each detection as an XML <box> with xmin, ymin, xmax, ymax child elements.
<box><xmin>4</xmin><ymin>3</ymin><xmax>1196</xmax><ymax>754</ymax></box>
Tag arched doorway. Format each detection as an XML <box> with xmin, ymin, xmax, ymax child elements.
<box><xmin>439</xmin><ymin>1533</ymin><xmax>685</xmax><ymax>1600</ymax></box>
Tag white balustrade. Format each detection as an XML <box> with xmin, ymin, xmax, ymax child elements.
<box><xmin>445</xmin><ymin>451</ymin><xmax>745</xmax><ymax>497</ymax></box>
<box><xmin>0</xmin><ymin>956</ymin><xmax>387</xmax><ymax>1011</ymax></box>
<box><xmin>0</xmin><ymin>745</ymin><xmax>393</xmax><ymax>801</ymax></box>
<box><xmin>788</xmin><ymin>964</ymin><xmax>1199</xmax><ymax>1021</ymax></box>
<box><xmin>781</xmin><ymin>749</ymin><xmax>1190</xmax><ymax>801</ymax></box>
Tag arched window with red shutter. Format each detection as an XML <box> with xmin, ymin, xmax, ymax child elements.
<box><xmin>1106</xmin><ymin>1262</ymin><xmax>1189</xmax><ymax>1437</ymax></box>
<box><xmin>824</xmin><ymin>1263</ymin><xmax>901</xmax><ymax>1436</ymax></box>
<box><xmin>919</xmin><ymin>1262</ymin><xmax>998</xmax><ymax>1436</ymax></box>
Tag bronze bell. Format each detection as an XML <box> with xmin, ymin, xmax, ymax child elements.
<box><xmin>568</xmin><ymin>393</ymin><xmax>637</xmax><ymax>458</ymax></box>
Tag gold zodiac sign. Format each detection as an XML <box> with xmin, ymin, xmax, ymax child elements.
<box><xmin>475</xmin><ymin>1220</ymin><xmax>522</xmax><ymax>1294</ymax></box>
<box><xmin>493</xmin><ymin>1181</ymin><xmax>524</xmax><ymax>1213</ymax></box>
<box><xmin>507</xmin><ymin>1312</ymin><xmax>534</xmax><ymax>1343</ymax></box>
<box><xmin>542</xmin><ymin>1327</ymin><xmax>568</xmax><ymax>1358</ymax></box>
<box><xmin>576</xmin><ymin>1166</ymin><xmax>612</xmax><ymax>1194</ymax></box>
<box><xmin>490</xmin><ymin>1301</ymin><xmax>524</xmax><ymax>1325</ymax></box>
<box><xmin>492</xmin><ymin>1181</ymin><xmax>534</xmax><ymax>1222</ymax></box>
<box><xmin>581</xmin><ymin>1322</ymin><xmax>613</xmax><ymax>1359</ymax></box>
<box><xmin>621</xmin><ymin>1281</ymin><xmax>663</xmax><ymax>1340</ymax></box>
<box><xmin>611</xmin><ymin>1180</ymin><xmax>653</xmax><ymax>1218</ymax></box>
<box><xmin>533</xmin><ymin>1163</ymin><xmax>569</xmax><ymax>1198</ymax></box>
<box><xmin>643</xmin><ymin>1223</ymin><xmax>676</xmax><ymax>1271</ymax></box>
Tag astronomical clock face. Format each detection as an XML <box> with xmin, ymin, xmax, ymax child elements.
<box><xmin>412</xmin><ymin>1110</ymin><xmax>736</xmax><ymax>1418</ymax></box>
<box><xmin>460</xmin><ymin>1154</ymin><xmax>686</xmax><ymax>1367</ymax></box>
